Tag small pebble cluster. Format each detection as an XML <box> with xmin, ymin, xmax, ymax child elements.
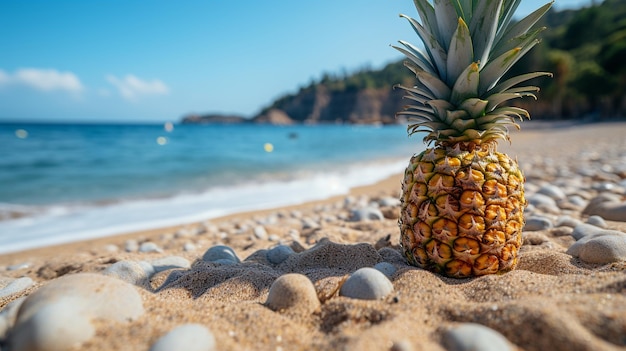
<box><xmin>0</xmin><ymin>126</ymin><xmax>625</xmax><ymax>350</ymax></box>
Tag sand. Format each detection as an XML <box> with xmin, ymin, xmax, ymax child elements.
<box><xmin>1</xmin><ymin>121</ymin><xmax>626</xmax><ymax>351</ymax></box>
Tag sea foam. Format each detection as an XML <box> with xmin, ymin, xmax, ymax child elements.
<box><xmin>0</xmin><ymin>159</ymin><xmax>407</xmax><ymax>254</ymax></box>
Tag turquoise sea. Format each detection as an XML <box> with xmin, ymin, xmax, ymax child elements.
<box><xmin>0</xmin><ymin>122</ymin><xmax>424</xmax><ymax>253</ymax></box>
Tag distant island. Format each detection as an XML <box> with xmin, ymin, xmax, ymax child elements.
<box><xmin>181</xmin><ymin>0</ymin><xmax>626</xmax><ymax>125</ymax></box>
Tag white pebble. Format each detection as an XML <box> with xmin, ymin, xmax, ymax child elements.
<box><xmin>8</xmin><ymin>273</ymin><xmax>144</xmax><ymax>351</ymax></box>
<box><xmin>0</xmin><ymin>277</ymin><xmax>34</xmax><ymax>299</ymax></box>
<box><xmin>150</xmin><ymin>324</ymin><xmax>216</xmax><ymax>351</ymax></box>
<box><xmin>139</xmin><ymin>242</ymin><xmax>163</xmax><ymax>253</ymax></box>
<box><xmin>442</xmin><ymin>323</ymin><xmax>512</xmax><ymax>351</ymax></box>
<box><xmin>339</xmin><ymin>267</ymin><xmax>394</xmax><ymax>300</ymax></box>
<box><xmin>265</xmin><ymin>274</ymin><xmax>320</xmax><ymax>313</ymax></box>
<box><xmin>150</xmin><ymin>256</ymin><xmax>191</xmax><ymax>273</ymax></box>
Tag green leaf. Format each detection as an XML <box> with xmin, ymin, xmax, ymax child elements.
<box><xmin>400</xmin><ymin>14</ymin><xmax>448</xmax><ymax>79</ymax></box>
<box><xmin>485</xmin><ymin>92</ymin><xmax>535</xmax><ymax>111</ymax></box>
<box><xmin>497</xmin><ymin>0</ymin><xmax>521</xmax><ymax>36</ymax></box>
<box><xmin>412</xmin><ymin>0</ymin><xmax>441</xmax><ymax>44</ymax></box>
<box><xmin>491</xmin><ymin>26</ymin><xmax>545</xmax><ymax>60</ymax></box>
<box><xmin>434</xmin><ymin>0</ymin><xmax>460</xmax><ymax>51</ymax></box>
<box><xmin>458</xmin><ymin>98</ymin><xmax>488</xmax><ymax>118</ymax></box>
<box><xmin>426</xmin><ymin>99</ymin><xmax>455</xmax><ymax>120</ymax></box>
<box><xmin>416</xmin><ymin>70</ymin><xmax>452</xmax><ymax>100</ymax></box>
<box><xmin>478</xmin><ymin>42</ymin><xmax>539</xmax><ymax>95</ymax></box>
<box><xmin>485</xmin><ymin>72</ymin><xmax>552</xmax><ymax>96</ymax></box>
<box><xmin>447</xmin><ymin>17</ymin><xmax>473</xmax><ymax>86</ymax></box>
<box><xmin>395</xmin><ymin>82</ymin><xmax>436</xmax><ymax>101</ymax></box>
<box><xmin>451</xmin><ymin>62</ymin><xmax>480</xmax><ymax>105</ymax></box>
<box><xmin>469</xmin><ymin>0</ymin><xmax>503</xmax><ymax>67</ymax></box>
<box><xmin>496</xmin><ymin>1</ymin><xmax>553</xmax><ymax>47</ymax></box>
<box><xmin>392</xmin><ymin>40</ymin><xmax>437</xmax><ymax>75</ymax></box>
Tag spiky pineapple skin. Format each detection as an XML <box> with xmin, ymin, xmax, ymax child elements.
<box><xmin>399</xmin><ymin>144</ymin><xmax>525</xmax><ymax>278</ymax></box>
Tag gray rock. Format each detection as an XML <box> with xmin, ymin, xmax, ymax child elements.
<box><xmin>0</xmin><ymin>296</ymin><xmax>26</xmax><ymax>339</ymax></box>
<box><xmin>537</xmin><ymin>184</ymin><xmax>566</xmax><ymax>200</ymax></box>
<box><xmin>266</xmin><ymin>245</ymin><xmax>295</xmax><ymax>265</ymax></box>
<box><xmin>339</xmin><ymin>267</ymin><xmax>394</xmax><ymax>300</ymax></box>
<box><xmin>583</xmin><ymin>194</ymin><xmax>626</xmax><ymax>222</ymax></box>
<box><xmin>350</xmin><ymin>207</ymin><xmax>385</xmax><ymax>222</ymax></box>
<box><xmin>442</xmin><ymin>323</ymin><xmax>512</xmax><ymax>351</ymax></box>
<box><xmin>125</xmin><ymin>239</ymin><xmax>139</xmax><ymax>252</ymax></box>
<box><xmin>379</xmin><ymin>197</ymin><xmax>401</xmax><ymax>207</ymax></box>
<box><xmin>373</xmin><ymin>262</ymin><xmax>397</xmax><ymax>278</ymax></box>
<box><xmin>301</xmin><ymin>217</ymin><xmax>320</xmax><ymax>230</ymax></box>
<box><xmin>527</xmin><ymin>193</ymin><xmax>558</xmax><ymax>209</ymax></box>
<box><xmin>265</xmin><ymin>274</ymin><xmax>320</xmax><ymax>313</ymax></box>
<box><xmin>8</xmin><ymin>273</ymin><xmax>144</xmax><ymax>351</ymax></box>
<box><xmin>523</xmin><ymin>216</ymin><xmax>553</xmax><ymax>231</ymax></box>
<box><xmin>555</xmin><ymin>215</ymin><xmax>582</xmax><ymax>228</ymax></box>
<box><xmin>103</xmin><ymin>260</ymin><xmax>155</xmax><ymax>285</ymax></box>
<box><xmin>571</xmin><ymin>223</ymin><xmax>606</xmax><ymax>240</ymax></box>
<box><xmin>6</xmin><ymin>262</ymin><xmax>30</xmax><ymax>271</ymax></box>
<box><xmin>586</xmin><ymin>215</ymin><xmax>608</xmax><ymax>228</ymax></box>
<box><xmin>139</xmin><ymin>242</ymin><xmax>163</xmax><ymax>253</ymax></box>
<box><xmin>150</xmin><ymin>256</ymin><xmax>191</xmax><ymax>273</ymax></box>
<box><xmin>0</xmin><ymin>277</ymin><xmax>33</xmax><ymax>299</ymax></box>
<box><xmin>253</xmin><ymin>225</ymin><xmax>268</xmax><ymax>240</ymax></box>
<box><xmin>149</xmin><ymin>324</ymin><xmax>216</xmax><ymax>351</ymax></box>
<box><xmin>202</xmin><ymin>245</ymin><xmax>240</xmax><ymax>263</ymax></box>
<box><xmin>577</xmin><ymin>235</ymin><xmax>626</xmax><ymax>264</ymax></box>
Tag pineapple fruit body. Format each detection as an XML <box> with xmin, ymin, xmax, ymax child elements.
<box><xmin>393</xmin><ymin>0</ymin><xmax>552</xmax><ymax>277</ymax></box>
<box><xmin>400</xmin><ymin>144</ymin><xmax>525</xmax><ymax>278</ymax></box>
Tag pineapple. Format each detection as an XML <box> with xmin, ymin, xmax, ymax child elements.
<box><xmin>395</xmin><ymin>0</ymin><xmax>553</xmax><ymax>278</ymax></box>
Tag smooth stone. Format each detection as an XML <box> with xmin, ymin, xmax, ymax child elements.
<box><xmin>0</xmin><ymin>277</ymin><xmax>34</xmax><ymax>299</ymax></box>
<box><xmin>103</xmin><ymin>260</ymin><xmax>155</xmax><ymax>285</ymax></box>
<box><xmin>183</xmin><ymin>242</ymin><xmax>197</xmax><ymax>251</ymax></box>
<box><xmin>202</xmin><ymin>245</ymin><xmax>240</xmax><ymax>263</ymax></box>
<box><xmin>6</xmin><ymin>262</ymin><xmax>30</xmax><ymax>271</ymax></box>
<box><xmin>555</xmin><ymin>215</ymin><xmax>582</xmax><ymax>228</ymax></box>
<box><xmin>9</xmin><ymin>273</ymin><xmax>144</xmax><ymax>351</ymax></box>
<box><xmin>373</xmin><ymin>262</ymin><xmax>397</xmax><ymax>278</ymax></box>
<box><xmin>266</xmin><ymin>245</ymin><xmax>295</xmax><ymax>265</ymax></box>
<box><xmin>537</xmin><ymin>184</ymin><xmax>566</xmax><ymax>200</ymax></box>
<box><xmin>526</xmin><ymin>193</ymin><xmax>560</xmax><ymax>213</ymax></box>
<box><xmin>10</xmin><ymin>298</ymin><xmax>94</xmax><ymax>351</ymax></box>
<box><xmin>442</xmin><ymin>323</ymin><xmax>512</xmax><ymax>351</ymax></box>
<box><xmin>578</xmin><ymin>235</ymin><xmax>626</xmax><ymax>264</ymax></box>
<box><xmin>523</xmin><ymin>216</ymin><xmax>553</xmax><ymax>231</ymax></box>
<box><xmin>265</xmin><ymin>274</ymin><xmax>320</xmax><ymax>313</ymax></box>
<box><xmin>253</xmin><ymin>226</ymin><xmax>268</xmax><ymax>240</ymax></box>
<box><xmin>571</xmin><ymin>223</ymin><xmax>605</xmax><ymax>240</ymax></box>
<box><xmin>125</xmin><ymin>239</ymin><xmax>139</xmax><ymax>252</ymax></box>
<box><xmin>586</xmin><ymin>215</ymin><xmax>608</xmax><ymax>228</ymax></box>
<box><xmin>378</xmin><ymin>197</ymin><xmax>401</xmax><ymax>207</ymax></box>
<box><xmin>139</xmin><ymin>242</ymin><xmax>163</xmax><ymax>253</ymax></box>
<box><xmin>583</xmin><ymin>194</ymin><xmax>626</xmax><ymax>221</ymax></box>
<box><xmin>568</xmin><ymin>195</ymin><xmax>588</xmax><ymax>208</ymax></box>
<box><xmin>350</xmin><ymin>207</ymin><xmax>385</xmax><ymax>222</ymax></box>
<box><xmin>149</xmin><ymin>324</ymin><xmax>216</xmax><ymax>351</ymax></box>
<box><xmin>0</xmin><ymin>296</ymin><xmax>26</xmax><ymax>339</ymax></box>
<box><xmin>301</xmin><ymin>218</ymin><xmax>320</xmax><ymax>230</ymax></box>
<box><xmin>339</xmin><ymin>267</ymin><xmax>394</xmax><ymax>300</ymax></box>
<box><xmin>150</xmin><ymin>256</ymin><xmax>191</xmax><ymax>273</ymax></box>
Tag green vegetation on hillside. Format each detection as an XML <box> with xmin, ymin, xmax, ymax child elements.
<box><xmin>266</xmin><ymin>0</ymin><xmax>626</xmax><ymax>120</ymax></box>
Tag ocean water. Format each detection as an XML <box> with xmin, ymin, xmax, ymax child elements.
<box><xmin>0</xmin><ymin>122</ymin><xmax>424</xmax><ymax>254</ymax></box>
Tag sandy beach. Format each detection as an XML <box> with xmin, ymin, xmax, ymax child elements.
<box><xmin>1</xmin><ymin>121</ymin><xmax>626</xmax><ymax>351</ymax></box>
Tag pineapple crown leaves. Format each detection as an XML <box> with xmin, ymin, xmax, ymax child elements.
<box><xmin>393</xmin><ymin>0</ymin><xmax>554</xmax><ymax>146</ymax></box>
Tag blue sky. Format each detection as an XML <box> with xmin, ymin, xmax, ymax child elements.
<box><xmin>0</xmin><ymin>0</ymin><xmax>594</xmax><ymax>123</ymax></box>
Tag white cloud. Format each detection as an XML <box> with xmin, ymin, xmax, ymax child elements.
<box><xmin>0</xmin><ymin>68</ymin><xmax>84</xmax><ymax>92</ymax></box>
<box><xmin>106</xmin><ymin>74</ymin><xmax>169</xmax><ymax>101</ymax></box>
